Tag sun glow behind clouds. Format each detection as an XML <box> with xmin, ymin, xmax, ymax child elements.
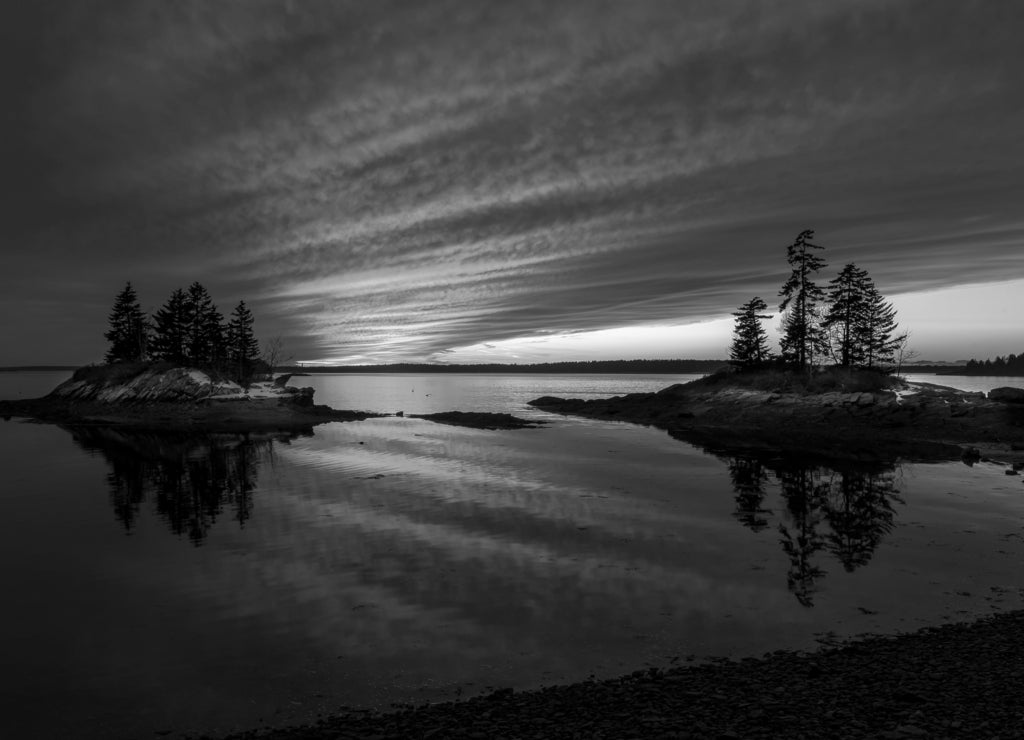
<box><xmin>429</xmin><ymin>278</ymin><xmax>1024</xmax><ymax>366</ymax></box>
<box><xmin>436</xmin><ymin>320</ymin><xmax>739</xmax><ymax>364</ymax></box>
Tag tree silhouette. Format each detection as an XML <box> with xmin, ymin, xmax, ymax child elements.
<box><xmin>859</xmin><ymin>285</ymin><xmax>904</xmax><ymax>369</ymax></box>
<box><xmin>730</xmin><ymin>297</ymin><xmax>773</xmax><ymax>370</ymax></box>
<box><xmin>104</xmin><ymin>281</ymin><xmax>149</xmax><ymax>363</ymax></box>
<box><xmin>150</xmin><ymin>287</ymin><xmax>189</xmax><ymax>364</ymax></box>
<box><xmin>183</xmin><ymin>282</ymin><xmax>225</xmax><ymax>368</ymax></box>
<box><xmin>779</xmin><ymin>230</ymin><xmax>827</xmax><ymax>371</ymax></box>
<box><xmin>822</xmin><ymin>263</ymin><xmax>871</xmax><ymax>367</ymax></box>
<box><xmin>226</xmin><ymin>301</ymin><xmax>261</xmax><ymax>386</ymax></box>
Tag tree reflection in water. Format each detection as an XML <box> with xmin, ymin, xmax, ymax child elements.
<box><xmin>728</xmin><ymin>454</ymin><xmax>902</xmax><ymax>607</ymax></box>
<box><xmin>67</xmin><ymin>427</ymin><xmax>301</xmax><ymax>544</ymax></box>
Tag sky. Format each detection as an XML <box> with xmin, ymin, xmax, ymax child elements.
<box><xmin>3</xmin><ymin>0</ymin><xmax>1022</xmax><ymax>366</ymax></box>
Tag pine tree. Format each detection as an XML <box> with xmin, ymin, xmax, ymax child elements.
<box><xmin>822</xmin><ymin>263</ymin><xmax>871</xmax><ymax>367</ymax></box>
<box><xmin>729</xmin><ymin>296</ymin><xmax>773</xmax><ymax>369</ymax></box>
<box><xmin>183</xmin><ymin>282</ymin><xmax>224</xmax><ymax>368</ymax></box>
<box><xmin>778</xmin><ymin>230</ymin><xmax>827</xmax><ymax>371</ymax></box>
<box><xmin>150</xmin><ymin>288</ymin><xmax>189</xmax><ymax>364</ymax></box>
<box><xmin>858</xmin><ymin>286</ymin><xmax>903</xmax><ymax>369</ymax></box>
<box><xmin>226</xmin><ymin>301</ymin><xmax>260</xmax><ymax>385</ymax></box>
<box><xmin>104</xmin><ymin>282</ymin><xmax>149</xmax><ymax>363</ymax></box>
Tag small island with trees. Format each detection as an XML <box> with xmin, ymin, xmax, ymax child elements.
<box><xmin>531</xmin><ymin>231</ymin><xmax>1024</xmax><ymax>463</ymax></box>
<box><xmin>0</xmin><ymin>281</ymin><xmax>385</xmax><ymax>431</ymax></box>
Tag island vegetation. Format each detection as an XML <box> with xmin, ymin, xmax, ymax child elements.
<box><xmin>728</xmin><ymin>229</ymin><xmax>906</xmax><ymax>388</ymax></box>
<box><xmin>103</xmin><ymin>281</ymin><xmax>267</xmax><ymax>386</ymax></box>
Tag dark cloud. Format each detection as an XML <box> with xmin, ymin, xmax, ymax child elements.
<box><xmin>3</xmin><ymin>0</ymin><xmax>1023</xmax><ymax>363</ymax></box>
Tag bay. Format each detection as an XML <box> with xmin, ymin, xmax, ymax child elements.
<box><xmin>2</xmin><ymin>371</ymin><xmax>1024</xmax><ymax>739</ymax></box>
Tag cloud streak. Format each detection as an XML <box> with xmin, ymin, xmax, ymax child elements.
<box><xmin>4</xmin><ymin>0</ymin><xmax>1023</xmax><ymax>363</ymax></box>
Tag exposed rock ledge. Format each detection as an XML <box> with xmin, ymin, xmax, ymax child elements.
<box><xmin>0</xmin><ymin>364</ymin><xmax>381</xmax><ymax>432</ymax></box>
<box><xmin>530</xmin><ymin>377</ymin><xmax>1024</xmax><ymax>463</ymax></box>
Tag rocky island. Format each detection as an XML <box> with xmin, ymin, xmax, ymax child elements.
<box><xmin>530</xmin><ymin>370</ymin><xmax>1024</xmax><ymax>465</ymax></box>
<box><xmin>0</xmin><ymin>363</ymin><xmax>383</xmax><ymax>432</ymax></box>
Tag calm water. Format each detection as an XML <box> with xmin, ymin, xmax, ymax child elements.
<box><xmin>3</xmin><ymin>371</ymin><xmax>1024</xmax><ymax>739</ymax></box>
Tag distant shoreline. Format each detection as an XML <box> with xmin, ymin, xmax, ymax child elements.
<box><xmin>8</xmin><ymin>361</ymin><xmax>1024</xmax><ymax>377</ymax></box>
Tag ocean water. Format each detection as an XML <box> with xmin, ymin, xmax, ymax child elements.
<box><xmin>2</xmin><ymin>371</ymin><xmax>1024</xmax><ymax>739</ymax></box>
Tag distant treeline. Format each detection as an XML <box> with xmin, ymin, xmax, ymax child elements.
<box><xmin>906</xmin><ymin>365</ymin><xmax>968</xmax><ymax>374</ymax></box>
<box><xmin>285</xmin><ymin>359</ymin><xmax>729</xmax><ymax>374</ymax></box>
<box><xmin>0</xmin><ymin>366</ymin><xmax>78</xmax><ymax>372</ymax></box>
<box><xmin>956</xmin><ymin>353</ymin><xmax>1024</xmax><ymax>376</ymax></box>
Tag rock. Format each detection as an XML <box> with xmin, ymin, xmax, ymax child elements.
<box><xmin>49</xmin><ymin>364</ymin><xmax>242</xmax><ymax>404</ymax></box>
<box><xmin>856</xmin><ymin>393</ymin><xmax>875</xmax><ymax>407</ymax></box>
<box><xmin>961</xmin><ymin>447</ymin><xmax>982</xmax><ymax>465</ymax></box>
<box><xmin>988</xmin><ymin>387</ymin><xmax>1024</xmax><ymax>404</ymax></box>
<box><xmin>284</xmin><ymin>387</ymin><xmax>315</xmax><ymax>407</ymax></box>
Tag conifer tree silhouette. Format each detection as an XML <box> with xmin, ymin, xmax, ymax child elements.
<box><xmin>858</xmin><ymin>285</ymin><xmax>903</xmax><ymax>369</ymax></box>
<box><xmin>151</xmin><ymin>288</ymin><xmax>189</xmax><ymax>364</ymax></box>
<box><xmin>779</xmin><ymin>230</ymin><xmax>827</xmax><ymax>371</ymax></box>
<box><xmin>104</xmin><ymin>281</ymin><xmax>149</xmax><ymax>363</ymax></box>
<box><xmin>730</xmin><ymin>296</ymin><xmax>773</xmax><ymax>369</ymax></box>
<box><xmin>823</xmin><ymin>263</ymin><xmax>871</xmax><ymax>367</ymax></box>
<box><xmin>226</xmin><ymin>301</ymin><xmax>261</xmax><ymax>386</ymax></box>
<box><xmin>183</xmin><ymin>282</ymin><xmax>225</xmax><ymax>368</ymax></box>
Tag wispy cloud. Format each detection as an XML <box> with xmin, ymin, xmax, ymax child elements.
<box><xmin>4</xmin><ymin>0</ymin><xmax>1023</xmax><ymax>363</ymax></box>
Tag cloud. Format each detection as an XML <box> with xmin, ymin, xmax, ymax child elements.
<box><xmin>3</xmin><ymin>0</ymin><xmax>1023</xmax><ymax>364</ymax></box>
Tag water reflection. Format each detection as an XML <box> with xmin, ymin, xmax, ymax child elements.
<box><xmin>66</xmin><ymin>426</ymin><xmax>302</xmax><ymax>544</ymax></box>
<box><xmin>727</xmin><ymin>455</ymin><xmax>902</xmax><ymax>607</ymax></box>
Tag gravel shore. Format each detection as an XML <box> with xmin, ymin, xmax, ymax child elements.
<box><xmin>212</xmin><ymin>609</ymin><xmax>1024</xmax><ymax>740</ymax></box>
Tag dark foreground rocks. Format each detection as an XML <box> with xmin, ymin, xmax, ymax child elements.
<box><xmin>212</xmin><ymin>610</ymin><xmax>1024</xmax><ymax>739</ymax></box>
<box><xmin>530</xmin><ymin>378</ymin><xmax>1024</xmax><ymax>464</ymax></box>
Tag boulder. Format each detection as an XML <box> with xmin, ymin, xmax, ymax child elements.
<box><xmin>989</xmin><ymin>387</ymin><xmax>1024</xmax><ymax>404</ymax></box>
<box><xmin>282</xmin><ymin>386</ymin><xmax>315</xmax><ymax>407</ymax></box>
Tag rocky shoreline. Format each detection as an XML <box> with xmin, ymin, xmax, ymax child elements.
<box><xmin>209</xmin><ymin>608</ymin><xmax>1024</xmax><ymax>739</ymax></box>
<box><xmin>529</xmin><ymin>377</ymin><xmax>1024</xmax><ymax>465</ymax></box>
